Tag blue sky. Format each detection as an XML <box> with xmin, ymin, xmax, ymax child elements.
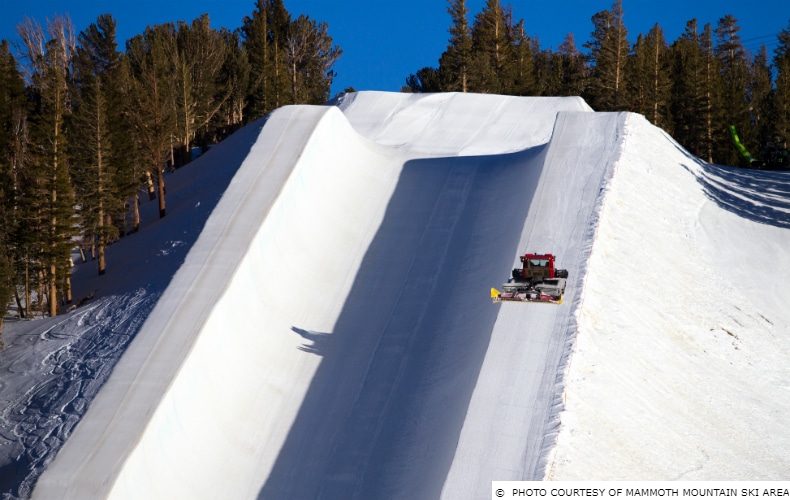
<box><xmin>1</xmin><ymin>0</ymin><xmax>788</xmax><ymax>95</ymax></box>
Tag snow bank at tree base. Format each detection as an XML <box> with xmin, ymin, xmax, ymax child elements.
<box><xmin>21</xmin><ymin>92</ymin><xmax>790</xmax><ymax>499</ymax></box>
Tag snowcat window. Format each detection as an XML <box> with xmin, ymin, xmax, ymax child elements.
<box><xmin>529</xmin><ymin>259</ymin><xmax>548</xmax><ymax>267</ymax></box>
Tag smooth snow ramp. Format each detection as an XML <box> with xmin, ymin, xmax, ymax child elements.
<box><xmin>441</xmin><ymin>111</ymin><xmax>627</xmax><ymax>498</ymax></box>
<box><xmin>34</xmin><ymin>93</ymin><xmax>621</xmax><ymax>499</ymax></box>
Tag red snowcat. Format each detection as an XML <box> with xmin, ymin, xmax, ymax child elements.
<box><xmin>491</xmin><ymin>252</ymin><xmax>567</xmax><ymax>304</ymax></box>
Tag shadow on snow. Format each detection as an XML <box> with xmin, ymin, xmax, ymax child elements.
<box><xmin>260</xmin><ymin>145</ymin><xmax>545</xmax><ymax>499</ymax></box>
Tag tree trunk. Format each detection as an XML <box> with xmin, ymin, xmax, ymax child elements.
<box><xmin>146</xmin><ymin>170</ymin><xmax>156</xmax><ymax>200</ymax></box>
<box><xmin>131</xmin><ymin>194</ymin><xmax>140</xmax><ymax>232</ymax></box>
<box><xmin>157</xmin><ymin>151</ymin><xmax>166</xmax><ymax>218</ymax></box>
<box><xmin>14</xmin><ymin>289</ymin><xmax>25</xmax><ymax>319</ymax></box>
<box><xmin>48</xmin><ymin>265</ymin><xmax>57</xmax><ymax>317</ymax></box>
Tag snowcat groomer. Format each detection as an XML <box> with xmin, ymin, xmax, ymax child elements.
<box><xmin>491</xmin><ymin>252</ymin><xmax>568</xmax><ymax>304</ymax></box>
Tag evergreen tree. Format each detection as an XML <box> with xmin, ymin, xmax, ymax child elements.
<box><xmin>126</xmin><ymin>24</ymin><xmax>177</xmax><ymax>218</ymax></box>
<box><xmin>507</xmin><ymin>18</ymin><xmax>535</xmax><ymax>95</ymax></box>
<box><xmin>404</xmin><ymin>67</ymin><xmax>443</xmax><ymax>93</ymax></box>
<box><xmin>584</xmin><ymin>0</ymin><xmax>630</xmax><ymax>111</ymax></box>
<box><xmin>670</xmin><ymin>20</ymin><xmax>705</xmax><ymax>159</ymax></box>
<box><xmin>284</xmin><ymin>15</ymin><xmax>342</xmax><ymax>104</ymax></box>
<box><xmin>627</xmin><ymin>24</ymin><xmax>671</xmax><ymax>128</ymax></box>
<box><xmin>748</xmin><ymin>45</ymin><xmax>773</xmax><ymax>147</ymax></box>
<box><xmin>0</xmin><ymin>40</ymin><xmax>27</xmax><ymax>329</ymax></box>
<box><xmin>242</xmin><ymin>0</ymin><xmax>292</xmax><ymax>120</ymax></box>
<box><xmin>714</xmin><ymin>14</ymin><xmax>750</xmax><ymax>165</ymax></box>
<box><xmin>70</xmin><ymin>14</ymin><xmax>123</xmax><ymax>275</ymax></box>
<box><xmin>557</xmin><ymin>34</ymin><xmax>587</xmax><ymax>97</ymax></box>
<box><xmin>112</xmin><ymin>53</ymin><xmax>143</xmax><ymax>233</ymax></box>
<box><xmin>699</xmin><ymin>23</ymin><xmax>719</xmax><ymax>163</ymax></box>
<box><xmin>212</xmin><ymin>28</ymin><xmax>250</xmax><ymax>136</ymax></box>
<box><xmin>470</xmin><ymin>0</ymin><xmax>510</xmax><ymax>93</ymax></box>
<box><xmin>772</xmin><ymin>21</ymin><xmax>790</xmax><ymax>147</ymax></box>
<box><xmin>18</xmin><ymin>16</ymin><xmax>78</xmax><ymax>315</ymax></box>
<box><xmin>442</xmin><ymin>0</ymin><xmax>473</xmax><ymax>92</ymax></box>
<box><xmin>532</xmin><ymin>42</ymin><xmax>561</xmax><ymax>97</ymax></box>
<box><xmin>173</xmin><ymin>15</ymin><xmax>232</xmax><ymax>164</ymax></box>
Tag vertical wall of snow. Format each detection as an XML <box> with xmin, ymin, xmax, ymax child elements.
<box><xmin>33</xmin><ymin>105</ymin><xmax>405</xmax><ymax>499</ymax></box>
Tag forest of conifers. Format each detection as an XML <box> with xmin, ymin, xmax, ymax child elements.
<box><xmin>408</xmin><ymin>0</ymin><xmax>790</xmax><ymax>167</ymax></box>
<box><xmin>0</xmin><ymin>0</ymin><xmax>340</xmax><ymax>324</ymax></box>
<box><xmin>0</xmin><ymin>0</ymin><xmax>789</xmax><ymax>324</ymax></box>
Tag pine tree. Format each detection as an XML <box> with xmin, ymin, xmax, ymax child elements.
<box><xmin>126</xmin><ymin>24</ymin><xmax>177</xmax><ymax>219</ymax></box>
<box><xmin>173</xmin><ymin>15</ymin><xmax>231</xmax><ymax>165</ymax></box>
<box><xmin>284</xmin><ymin>15</ymin><xmax>342</xmax><ymax>104</ymax></box>
<box><xmin>71</xmin><ymin>14</ymin><xmax>124</xmax><ymax>275</ymax></box>
<box><xmin>714</xmin><ymin>14</ymin><xmax>750</xmax><ymax>165</ymax></box>
<box><xmin>212</xmin><ymin>28</ymin><xmax>250</xmax><ymax>137</ymax></box>
<box><xmin>442</xmin><ymin>0</ymin><xmax>473</xmax><ymax>92</ymax></box>
<box><xmin>748</xmin><ymin>45</ymin><xmax>773</xmax><ymax>147</ymax></box>
<box><xmin>242</xmin><ymin>0</ymin><xmax>292</xmax><ymax>120</ymax></box>
<box><xmin>670</xmin><ymin>20</ymin><xmax>704</xmax><ymax>159</ymax></box>
<box><xmin>557</xmin><ymin>34</ymin><xmax>587</xmax><ymax>97</ymax></box>
<box><xmin>584</xmin><ymin>0</ymin><xmax>630</xmax><ymax>111</ymax></box>
<box><xmin>772</xmin><ymin>21</ymin><xmax>790</xmax><ymax>147</ymax></box>
<box><xmin>470</xmin><ymin>0</ymin><xmax>510</xmax><ymax>93</ymax></box>
<box><xmin>404</xmin><ymin>67</ymin><xmax>443</xmax><ymax>93</ymax></box>
<box><xmin>18</xmin><ymin>16</ymin><xmax>78</xmax><ymax>315</ymax></box>
<box><xmin>532</xmin><ymin>42</ymin><xmax>560</xmax><ymax>96</ymax></box>
<box><xmin>627</xmin><ymin>24</ymin><xmax>671</xmax><ymax>128</ymax></box>
<box><xmin>507</xmin><ymin>18</ymin><xmax>535</xmax><ymax>95</ymax></box>
<box><xmin>0</xmin><ymin>40</ymin><xmax>27</xmax><ymax>329</ymax></box>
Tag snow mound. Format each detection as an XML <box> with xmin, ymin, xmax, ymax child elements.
<box><xmin>548</xmin><ymin>114</ymin><xmax>790</xmax><ymax>480</ymax></box>
<box><xmin>6</xmin><ymin>91</ymin><xmax>786</xmax><ymax>499</ymax></box>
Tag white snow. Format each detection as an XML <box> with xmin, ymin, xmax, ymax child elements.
<box><xmin>0</xmin><ymin>91</ymin><xmax>786</xmax><ymax>499</ymax></box>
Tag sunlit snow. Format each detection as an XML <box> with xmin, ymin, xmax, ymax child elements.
<box><xmin>0</xmin><ymin>92</ymin><xmax>787</xmax><ymax>499</ymax></box>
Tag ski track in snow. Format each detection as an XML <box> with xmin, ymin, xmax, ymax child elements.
<box><xmin>0</xmin><ymin>114</ymin><xmax>264</xmax><ymax>499</ymax></box>
<box><xmin>0</xmin><ymin>290</ymin><xmax>159</xmax><ymax>499</ymax></box>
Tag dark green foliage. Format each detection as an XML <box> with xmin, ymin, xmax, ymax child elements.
<box><xmin>584</xmin><ymin>0</ymin><xmax>630</xmax><ymax>111</ymax></box>
<box><xmin>0</xmin><ymin>40</ymin><xmax>26</xmax><ymax>330</ymax></box>
<box><xmin>405</xmin><ymin>3</ymin><xmax>789</xmax><ymax>170</ymax></box>
<box><xmin>242</xmin><ymin>0</ymin><xmax>292</xmax><ymax>120</ymax></box>
<box><xmin>285</xmin><ymin>15</ymin><xmax>342</xmax><ymax>105</ymax></box>
<box><xmin>749</xmin><ymin>46</ymin><xmax>773</xmax><ymax>148</ymax></box>
<box><xmin>405</xmin><ymin>67</ymin><xmax>443</xmax><ymax>93</ymax></box>
<box><xmin>772</xmin><ymin>22</ymin><xmax>790</xmax><ymax>148</ymax></box>
<box><xmin>469</xmin><ymin>0</ymin><xmax>515</xmax><ymax>93</ymax></box>
<box><xmin>70</xmin><ymin>14</ymin><xmax>125</xmax><ymax>275</ymax></box>
<box><xmin>126</xmin><ymin>23</ymin><xmax>177</xmax><ymax>218</ymax></box>
<box><xmin>626</xmin><ymin>24</ymin><xmax>671</xmax><ymax>129</ymax></box>
<box><xmin>241</xmin><ymin>0</ymin><xmax>340</xmax><ymax>121</ymax></box>
<box><xmin>442</xmin><ymin>0</ymin><xmax>473</xmax><ymax>92</ymax></box>
<box><xmin>0</xmin><ymin>6</ymin><xmax>341</xmax><ymax>317</ymax></box>
<box><xmin>714</xmin><ymin>15</ymin><xmax>750</xmax><ymax>166</ymax></box>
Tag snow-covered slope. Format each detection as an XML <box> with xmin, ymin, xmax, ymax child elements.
<box><xmin>0</xmin><ymin>91</ymin><xmax>787</xmax><ymax>499</ymax></box>
<box><xmin>33</xmin><ymin>93</ymin><xmax>600</xmax><ymax>499</ymax></box>
<box><xmin>548</xmin><ymin>114</ymin><xmax>790</xmax><ymax>480</ymax></box>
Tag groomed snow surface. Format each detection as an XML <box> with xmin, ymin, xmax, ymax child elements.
<box><xmin>0</xmin><ymin>91</ymin><xmax>787</xmax><ymax>499</ymax></box>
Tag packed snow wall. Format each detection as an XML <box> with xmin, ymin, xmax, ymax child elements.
<box><xmin>33</xmin><ymin>93</ymin><xmax>624</xmax><ymax>499</ymax></box>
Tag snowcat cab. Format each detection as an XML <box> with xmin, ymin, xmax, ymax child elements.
<box><xmin>492</xmin><ymin>252</ymin><xmax>568</xmax><ymax>304</ymax></box>
<box><xmin>511</xmin><ymin>253</ymin><xmax>567</xmax><ymax>282</ymax></box>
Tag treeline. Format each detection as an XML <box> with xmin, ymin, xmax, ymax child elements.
<box><xmin>406</xmin><ymin>0</ymin><xmax>790</xmax><ymax>168</ymax></box>
<box><xmin>0</xmin><ymin>0</ymin><xmax>341</xmax><ymax>327</ymax></box>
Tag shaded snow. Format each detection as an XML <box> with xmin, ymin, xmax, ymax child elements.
<box><xmin>0</xmin><ymin>91</ymin><xmax>787</xmax><ymax>499</ymax></box>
